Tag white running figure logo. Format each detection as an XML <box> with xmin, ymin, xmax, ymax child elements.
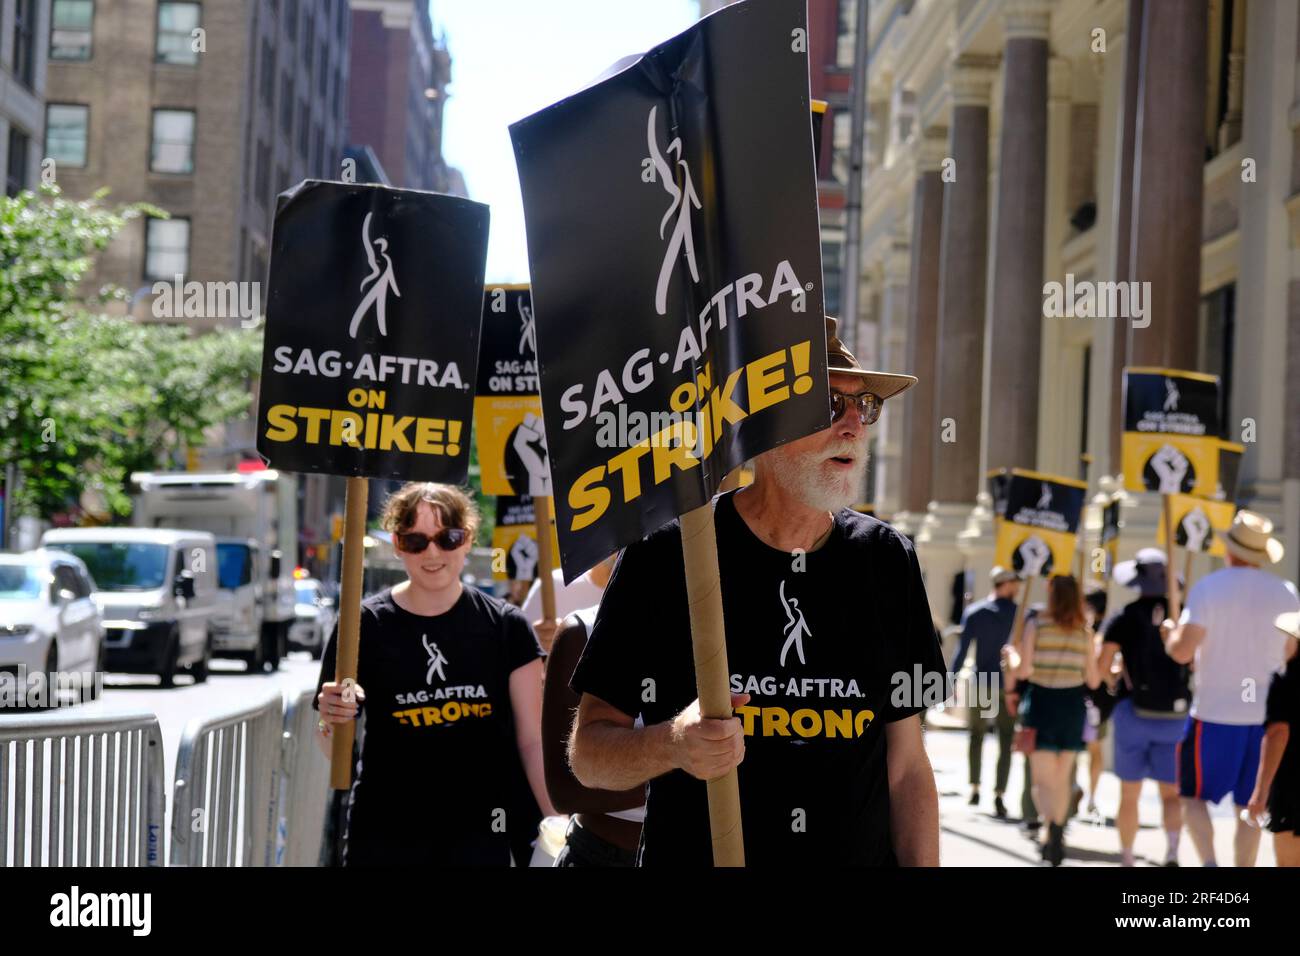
<box><xmin>1037</xmin><ymin>482</ymin><xmax>1052</xmax><ymax>510</ymax></box>
<box><xmin>348</xmin><ymin>211</ymin><xmax>401</xmax><ymax>338</ymax></box>
<box><xmin>422</xmin><ymin>634</ymin><xmax>447</xmax><ymax>683</ymax></box>
<box><xmin>779</xmin><ymin>580</ymin><xmax>811</xmax><ymax>668</ymax></box>
<box><xmin>517</xmin><ymin>295</ymin><xmax>535</xmax><ymax>356</ymax></box>
<box><xmin>647</xmin><ymin>104</ymin><xmax>701</xmax><ymax>316</ymax></box>
<box><xmin>1163</xmin><ymin>378</ymin><xmax>1180</xmax><ymax>411</ymax></box>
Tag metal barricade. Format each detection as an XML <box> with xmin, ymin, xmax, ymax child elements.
<box><xmin>272</xmin><ymin>686</ymin><xmax>330</xmax><ymax>866</ymax></box>
<box><xmin>0</xmin><ymin>711</ymin><xmax>166</xmax><ymax>866</ymax></box>
<box><xmin>169</xmin><ymin>692</ymin><xmax>283</xmax><ymax>867</ymax></box>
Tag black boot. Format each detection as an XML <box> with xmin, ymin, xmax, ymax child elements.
<box><xmin>1047</xmin><ymin>823</ymin><xmax>1066</xmax><ymax>866</ymax></box>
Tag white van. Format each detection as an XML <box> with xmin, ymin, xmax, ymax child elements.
<box><xmin>41</xmin><ymin>528</ymin><xmax>217</xmax><ymax>687</ymax></box>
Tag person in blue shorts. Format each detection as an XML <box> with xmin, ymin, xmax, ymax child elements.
<box><xmin>1098</xmin><ymin>549</ymin><xmax>1189</xmax><ymax>866</ymax></box>
<box><xmin>1163</xmin><ymin>511</ymin><xmax>1299</xmax><ymax>867</ymax></box>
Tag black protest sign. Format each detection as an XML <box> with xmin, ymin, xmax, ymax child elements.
<box><xmin>510</xmin><ymin>0</ymin><xmax>828</xmax><ymax>580</ymax></box>
<box><xmin>473</xmin><ymin>285</ymin><xmax>547</xmax><ymax>497</ymax></box>
<box><xmin>491</xmin><ymin>495</ymin><xmax>558</xmax><ymax>583</ymax></box>
<box><xmin>987</xmin><ymin>468</ymin><xmax>1011</xmax><ymax>517</ymax></box>
<box><xmin>992</xmin><ymin>470</ymin><xmax>1087</xmax><ymax>578</ymax></box>
<box><xmin>256</xmin><ymin>181</ymin><xmax>489</xmax><ymax>481</ymax></box>
<box><xmin>1120</xmin><ymin>367</ymin><xmax>1222</xmax><ymax>498</ymax></box>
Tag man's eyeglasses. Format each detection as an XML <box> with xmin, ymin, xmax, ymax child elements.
<box><xmin>394</xmin><ymin>528</ymin><xmax>468</xmax><ymax>553</ymax></box>
<box><xmin>830</xmin><ymin>389</ymin><xmax>882</xmax><ymax>425</ymax></box>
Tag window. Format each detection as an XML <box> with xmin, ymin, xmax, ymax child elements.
<box><xmin>156</xmin><ymin>2</ymin><xmax>201</xmax><ymax>65</ymax></box>
<box><xmin>313</xmin><ymin>124</ymin><xmax>324</xmax><ymax>174</ymax></box>
<box><xmin>336</xmin><ymin>0</ymin><xmax>346</xmax><ymax>41</ymax></box>
<box><xmin>145</xmin><ymin>218</ymin><xmax>190</xmax><ymax>280</ymax></box>
<box><xmin>822</xmin><ymin>238</ymin><xmax>843</xmax><ymax>318</ymax></box>
<box><xmin>46</xmin><ymin>104</ymin><xmax>89</xmax><ymax>167</ymax></box>
<box><xmin>261</xmin><ymin>40</ymin><xmax>276</xmax><ymax>105</ymax></box>
<box><xmin>318</xmin><ymin>43</ymin><xmax>328</xmax><ymax>96</ymax></box>
<box><xmin>836</xmin><ymin>0</ymin><xmax>858</xmax><ymax>69</ymax></box>
<box><xmin>50</xmin><ymin>0</ymin><xmax>94</xmax><ymax>61</ymax></box>
<box><xmin>150</xmin><ymin>109</ymin><xmax>195</xmax><ymax>173</ymax></box>
<box><xmin>13</xmin><ymin>0</ymin><xmax>39</xmax><ymax>86</ymax></box>
<box><xmin>6</xmin><ymin>127</ymin><xmax>30</xmax><ymax>197</ymax></box>
<box><xmin>303</xmin><ymin>14</ymin><xmax>314</xmax><ymax>68</ymax></box>
<box><xmin>285</xmin><ymin>0</ymin><xmax>297</xmax><ymax>41</ymax></box>
<box><xmin>831</xmin><ymin>110</ymin><xmax>851</xmax><ymax>185</ymax></box>
<box><xmin>281</xmin><ymin>74</ymin><xmax>294</xmax><ymax>134</ymax></box>
<box><xmin>276</xmin><ymin>164</ymin><xmax>288</xmax><ymax>198</ymax></box>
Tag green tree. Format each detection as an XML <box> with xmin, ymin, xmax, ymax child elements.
<box><xmin>1</xmin><ymin>185</ymin><xmax>262</xmax><ymax>521</ymax></box>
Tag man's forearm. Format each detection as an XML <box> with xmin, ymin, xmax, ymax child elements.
<box><xmin>572</xmin><ymin>719</ymin><xmax>677</xmax><ymax>791</ymax></box>
<box><xmin>890</xmin><ymin>758</ymin><xmax>940</xmax><ymax>866</ymax></box>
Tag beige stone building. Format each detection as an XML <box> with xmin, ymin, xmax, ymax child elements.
<box><xmin>844</xmin><ymin>0</ymin><xmax>1296</xmax><ymax>625</ymax></box>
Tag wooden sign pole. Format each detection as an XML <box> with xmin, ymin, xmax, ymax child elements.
<box><xmin>680</xmin><ymin>500</ymin><xmax>744</xmax><ymax>867</ymax></box>
<box><xmin>533</xmin><ymin>494</ymin><xmax>557</xmax><ymax>625</ymax></box>
<box><xmin>1163</xmin><ymin>493</ymin><xmax>1180</xmax><ymax>623</ymax></box>
<box><xmin>330</xmin><ymin>476</ymin><xmax>369</xmax><ymax>790</ymax></box>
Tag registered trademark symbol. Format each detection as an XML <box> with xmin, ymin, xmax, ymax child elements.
<box><xmin>804</xmin><ymin>282</ymin><xmax>813</xmax><ymax>291</ymax></box>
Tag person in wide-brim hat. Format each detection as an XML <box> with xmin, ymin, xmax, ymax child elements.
<box><xmin>1218</xmin><ymin>509</ymin><xmax>1285</xmax><ymax>566</ymax></box>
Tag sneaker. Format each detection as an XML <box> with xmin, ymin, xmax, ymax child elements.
<box><xmin>994</xmin><ymin>796</ymin><xmax>1008</xmax><ymax>819</ymax></box>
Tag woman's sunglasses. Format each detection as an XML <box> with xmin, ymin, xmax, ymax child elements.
<box><xmin>830</xmin><ymin>389</ymin><xmax>882</xmax><ymax>426</ymax></box>
<box><xmin>394</xmin><ymin>528</ymin><xmax>468</xmax><ymax>553</ymax></box>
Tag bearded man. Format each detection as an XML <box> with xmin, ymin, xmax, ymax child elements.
<box><xmin>568</xmin><ymin>317</ymin><xmax>945</xmax><ymax>866</ymax></box>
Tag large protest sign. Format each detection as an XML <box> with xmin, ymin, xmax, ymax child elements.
<box><xmin>255</xmin><ymin>181</ymin><xmax>489</xmax><ymax>789</ymax></box>
<box><xmin>474</xmin><ymin>285</ymin><xmax>548</xmax><ymax>496</ymax></box>
<box><xmin>492</xmin><ymin>495</ymin><xmax>559</xmax><ymax>582</ymax></box>
<box><xmin>257</xmin><ymin>182</ymin><xmax>490</xmax><ymax>481</ymax></box>
<box><xmin>1157</xmin><ymin>492</ymin><xmax>1236</xmax><ymax>558</ymax></box>
<box><xmin>992</xmin><ymin>470</ymin><xmax>1088</xmax><ymax>578</ymax></box>
<box><xmin>510</xmin><ymin>0</ymin><xmax>828</xmax><ymax>582</ymax></box>
<box><xmin>1120</xmin><ymin>368</ymin><xmax>1222</xmax><ymax>499</ymax></box>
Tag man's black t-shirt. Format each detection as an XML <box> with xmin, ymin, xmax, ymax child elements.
<box><xmin>314</xmin><ymin>585</ymin><xmax>543</xmax><ymax>864</ymax></box>
<box><xmin>1101</xmin><ymin>595</ymin><xmax>1190</xmax><ymax>714</ymax></box>
<box><xmin>569</xmin><ymin>488</ymin><xmax>945</xmax><ymax>866</ymax></box>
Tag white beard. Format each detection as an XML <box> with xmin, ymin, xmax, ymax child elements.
<box><xmin>767</xmin><ymin>440</ymin><xmax>869</xmax><ymax>513</ymax></box>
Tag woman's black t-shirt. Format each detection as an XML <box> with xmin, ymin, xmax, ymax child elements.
<box><xmin>313</xmin><ymin>585</ymin><xmax>543</xmax><ymax>864</ymax></box>
<box><xmin>570</xmin><ymin>488</ymin><xmax>945</xmax><ymax>866</ymax></box>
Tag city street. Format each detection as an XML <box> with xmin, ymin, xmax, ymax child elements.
<box><xmin>69</xmin><ymin>654</ymin><xmax>320</xmax><ymax>826</ymax></box>
<box><xmin>927</xmin><ymin>710</ymin><xmax>1277</xmax><ymax>867</ymax></box>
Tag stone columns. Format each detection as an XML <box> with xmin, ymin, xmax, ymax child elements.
<box><xmin>1128</xmin><ymin>0</ymin><xmax>1208</xmax><ymax>369</ymax></box>
<box><xmin>931</xmin><ymin>54</ymin><xmax>997</xmax><ymax>504</ymax></box>
<box><xmin>984</xmin><ymin>1</ymin><xmax>1052</xmax><ymax>475</ymax></box>
<box><xmin>874</xmin><ymin>242</ymin><xmax>911</xmax><ymax>516</ymax></box>
<box><xmin>897</xmin><ymin>127</ymin><xmax>948</xmax><ymax>527</ymax></box>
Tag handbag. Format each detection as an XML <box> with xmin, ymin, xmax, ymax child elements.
<box><xmin>1012</xmin><ymin>683</ymin><xmax>1036</xmax><ymax>752</ymax></box>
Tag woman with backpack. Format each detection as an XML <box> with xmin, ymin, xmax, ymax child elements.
<box><xmin>1098</xmin><ymin>549</ymin><xmax>1190</xmax><ymax>867</ymax></box>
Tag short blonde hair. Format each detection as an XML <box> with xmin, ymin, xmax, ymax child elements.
<box><xmin>379</xmin><ymin>482</ymin><xmax>480</xmax><ymax>541</ymax></box>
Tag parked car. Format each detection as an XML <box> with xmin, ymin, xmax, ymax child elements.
<box><xmin>41</xmin><ymin>528</ymin><xmax>217</xmax><ymax>687</ymax></box>
<box><xmin>0</xmin><ymin>549</ymin><xmax>104</xmax><ymax>704</ymax></box>
<box><xmin>289</xmin><ymin>576</ymin><xmax>336</xmax><ymax>660</ymax></box>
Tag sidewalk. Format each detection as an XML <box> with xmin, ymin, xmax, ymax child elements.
<box><xmin>925</xmin><ymin>710</ymin><xmax>1277</xmax><ymax>867</ymax></box>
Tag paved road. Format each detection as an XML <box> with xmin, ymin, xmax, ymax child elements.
<box><xmin>71</xmin><ymin>653</ymin><xmax>321</xmax><ymax>812</ymax></box>
<box><xmin>928</xmin><ymin>709</ymin><xmax>1278</xmax><ymax>867</ymax></box>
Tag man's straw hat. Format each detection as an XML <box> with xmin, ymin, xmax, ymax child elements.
<box><xmin>1218</xmin><ymin>509</ymin><xmax>1284</xmax><ymax>565</ymax></box>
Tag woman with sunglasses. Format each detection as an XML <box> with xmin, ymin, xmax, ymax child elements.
<box><xmin>314</xmin><ymin>481</ymin><xmax>555</xmax><ymax>866</ymax></box>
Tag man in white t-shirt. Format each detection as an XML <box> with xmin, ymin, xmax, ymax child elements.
<box><xmin>1163</xmin><ymin>510</ymin><xmax>1300</xmax><ymax>866</ymax></box>
<box><xmin>522</xmin><ymin>553</ymin><xmax>617</xmax><ymax>652</ymax></box>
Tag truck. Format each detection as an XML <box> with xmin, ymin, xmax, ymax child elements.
<box><xmin>130</xmin><ymin>469</ymin><xmax>298</xmax><ymax>672</ymax></box>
